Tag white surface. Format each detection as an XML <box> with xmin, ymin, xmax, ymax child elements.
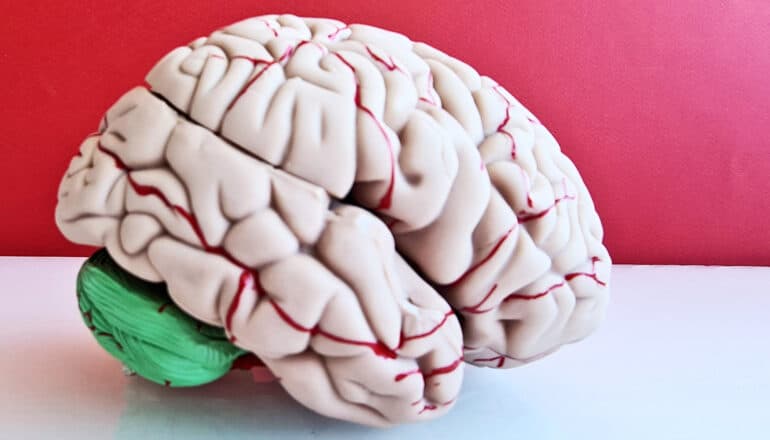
<box><xmin>1</xmin><ymin>257</ymin><xmax>768</xmax><ymax>439</ymax></box>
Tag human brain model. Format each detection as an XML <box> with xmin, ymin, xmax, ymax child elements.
<box><xmin>56</xmin><ymin>14</ymin><xmax>611</xmax><ymax>426</ymax></box>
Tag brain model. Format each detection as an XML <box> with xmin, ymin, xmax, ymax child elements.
<box><xmin>56</xmin><ymin>14</ymin><xmax>611</xmax><ymax>426</ymax></box>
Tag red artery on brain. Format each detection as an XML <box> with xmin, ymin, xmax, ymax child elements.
<box><xmin>446</xmin><ymin>177</ymin><xmax>605</xmax><ymax>313</ymax></box>
<box><xmin>519</xmin><ymin>167</ymin><xmax>535</xmax><ymax>208</ymax></box>
<box><xmin>366</xmin><ymin>48</ymin><xmax>439</xmax><ymax>111</ymax></box>
<box><xmin>225</xmin><ymin>46</ymin><xmax>294</xmax><ymax>112</ymax></box>
<box><xmin>327</xmin><ymin>25</ymin><xmax>350</xmax><ymax>41</ymax></box>
<box><xmin>471</xmin><ymin>355</ymin><xmax>507</xmax><ymax>368</ymax></box>
<box><xmin>515</xmin><ymin>178</ymin><xmax>576</xmax><ymax>224</ymax></box>
<box><xmin>459</xmin><ymin>260</ymin><xmax>607</xmax><ymax>316</ymax></box>
<box><xmin>449</xmin><ymin>226</ymin><xmax>517</xmax><ymax>288</ymax></box>
<box><xmin>365</xmin><ymin>46</ymin><xmax>403</xmax><ymax>73</ymax></box>
<box><xmin>492</xmin><ymin>86</ymin><xmax>518</xmax><ymax>160</ymax></box>
<box><xmin>258</xmin><ymin>19</ymin><xmax>279</xmax><ymax>38</ymax></box>
<box><xmin>517</xmin><ymin>191</ymin><xmax>576</xmax><ymax>223</ymax></box>
<box><xmin>501</xmin><ymin>281</ymin><xmax>566</xmax><ymax>303</ymax></box>
<box><xmin>565</xmin><ymin>256</ymin><xmax>607</xmax><ymax>286</ymax></box>
<box><xmin>459</xmin><ymin>284</ymin><xmax>499</xmax><ymax>314</ymax></box>
<box><xmin>220</xmin><ymin>42</ymin><xmax>397</xmax><ymax>212</ymax></box>
<box><xmin>394</xmin><ymin>356</ymin><xmax>463</xmax><ymax>382</ymax></box>
<box><xmin>418</xmin><ymin>72</ymin><xmax>439</xmax><ymax>106</ymax></box>
<box><xmin>448</xmin><ymin>170</ymin><xmax>577</xmax><ymax>293</ymax></box>
<box><xmin>333</xmin><ymin>52</ymin><xmax>396</xmax><ymax>211</ymax></box>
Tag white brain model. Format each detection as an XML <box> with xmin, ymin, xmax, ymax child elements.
<box><xmin>56</xmin><ymin>15</ymin><xmax>611</xmax><ymax>426</ymax></box>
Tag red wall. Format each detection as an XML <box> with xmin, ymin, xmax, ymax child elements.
<box><xmin>2</xmin><ymin>0</ymin><xmax>768</xmax><ymax>265</ymax></box>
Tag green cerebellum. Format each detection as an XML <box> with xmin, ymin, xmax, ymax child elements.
<box><xmin>76</xmin><ymin>249</ymin><xmax>246</xmax><ymax>387</ymax></box>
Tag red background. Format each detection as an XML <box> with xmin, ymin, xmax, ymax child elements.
<box><xmin>1</xmin><ymin>0</ymin><xmax>768</xmax><ymax>265</ymax></box>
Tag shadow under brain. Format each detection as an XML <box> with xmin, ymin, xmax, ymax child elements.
<box><xmin>114</xmin><ymin>364</ymin><xmax>541</xmax><ymax>439</ymax></box>
<box><xmin>115</xmin><ymin>372</ymin><xmax>372</xmax><ymax>439</ymax></box>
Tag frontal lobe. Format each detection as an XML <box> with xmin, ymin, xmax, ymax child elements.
<box><xmin>143</xmin><ymin>14</ymin><xmax>610</xmax><ymax>368</ymax></box>
<box><xmin>56</xmin><ymin>88</ymin><xmax>463</xmax><ymax>426</ymax></box>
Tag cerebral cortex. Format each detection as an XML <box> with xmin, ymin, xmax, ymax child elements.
<box><xmin>56</xmin><ymin>14</ymin><xmax>610</xmax><ymax>426</ymax></box>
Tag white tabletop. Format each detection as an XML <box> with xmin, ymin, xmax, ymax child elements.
<box><xmin>1</xmin><ymin>257</ymin><xmax>768</xmax><ymax>439</ymax></box>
